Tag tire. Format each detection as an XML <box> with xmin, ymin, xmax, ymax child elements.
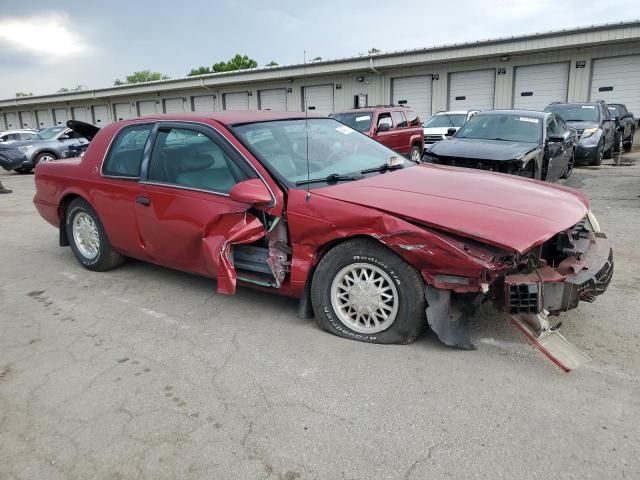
<box><xmin>65</xmin><ymin>198</ymin><xmax>124</xmax><ymax>271</ymax></box>
<box><xmin>623</xmin><ymin>130</ymin><xmax>634</xmax><ymax>152</ymax></box>
<box><xmin>590</xmin><ymin>139</ymin><xmax>604</xmax><ymax>166</ymax></box>
<box><xmin>603</xmin><ymin>137</ymin><xmax>613</xmax><ymax>159</ymax></box>
<box><xmin>35</xmin><ymin>152</ymin><xmax>57</xmax><ymax>164</ymax></box>
<box><xmin>409</xmin><ymin>144</ymin><xmax>422</xmax><ymax>163</ymax></box>
<box><xmin>311</xmin><ymin>238</ymin><xmax>426</xmax><ymax>344</ymax></box>
<box><xmin>14</xmin><ymin>167</ymin><xmax>33</xmax><ymax>174</ymax></box>
<box><xmin>613</xmin><ymin>131</ymin><xmax>622</xmax><ymax>153</ymax></box>
<box><xmin>561</xmin><ymin>149</ymin><xmax>575</xmax><ymax>179</ymax></box>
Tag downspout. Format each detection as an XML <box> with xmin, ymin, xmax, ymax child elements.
<box><xmin>369</xmin><ymin>58</ymin><xmax>384</xmax><ymax>105</ymax></box>
<box><xmin>200</xmin><ymin>78</ymin><xmax>218</xmax><ymax>110</ymax></box>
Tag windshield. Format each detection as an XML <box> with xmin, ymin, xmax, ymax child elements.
<box><xmin>423</xmin><ymin>113</ymin><xmax>466</xmax><ymax>128</ymax></box>
<box><xmin>455</xmin><ymin>114</ymin><xmax>542</xmax><ymax>143</ymax></box>
<box><xmin>330</xmin><ymin>112</ymin><xmax>373</xmax><ymax>132</ymax></box>
<box><xmin>231</xmin><ymin>118</ymin><xmax>414</xmax><ymax>188</ymax></box>
<box><xmin>546</xmin><ymin>104</ymin><xmax>600</xmax><ymax>122</ymax></box>
<box><xmin>37</xmin><ymin>126</ymin><xmax>66</xmax><ymax>140</ymax></box>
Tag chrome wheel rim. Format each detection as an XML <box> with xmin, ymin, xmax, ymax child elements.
<box><xmin>330</xmin><ymin>263</ymin><xmax>399</xmax><ymax>334</ymax></box>
<box><xmin>410</xmin><ymin>148</ymin><xmax>421</xmax><ymax>162</ymax></box>
<box><xmin>72</xmin><ymin>212</ymin><xmax>100</xmax><ymax>259</ymax></box>
<box><xmin>39</xmin><ymin>154</ymin><xmax>54</xmax><ymax>163</ymax></box>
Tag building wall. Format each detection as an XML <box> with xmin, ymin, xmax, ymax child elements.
<box><xmin>2</xmin><ymin>37</ymin><xmax>640</xmax><ymax>144</ymax></box>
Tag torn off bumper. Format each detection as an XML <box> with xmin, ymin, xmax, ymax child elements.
<box><xmin>505</xmin><ymin>235</ymin><xmax>613</xmax><ymax>316</ymax></box>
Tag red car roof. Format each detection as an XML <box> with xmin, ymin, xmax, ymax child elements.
<box><xmin>119</xmin><ymin>111</ymin><xmax>325</xmax><ymax>126</ymax></box>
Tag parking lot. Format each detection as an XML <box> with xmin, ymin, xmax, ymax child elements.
<box><xmin>1</xmin><ymin>153</ymin><xmax>639</xmax><ymax>479</ymax></box>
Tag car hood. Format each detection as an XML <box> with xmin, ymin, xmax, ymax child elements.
<box><xmin>313</xmin><ymin>164</ymin><xmax>589</xmax><ymax>253</ymax></box>
<box><xmin>423</xmin><ymin>127</ymin><xmax>454</xmax><ymax>135</ymax></box>
<box><xmin>564</xmin><ymin>121</ymin><xmax>600</xmax><ymax>130</ymax></box>
<box><xmin>429</xmin><ymin>138</ymin><xmax>538</xmax><ymax>161</ymax></box>
<box><xmin>66</xmin><ymin>120</ymin><xmax>100</xmax><ymax>141</ymax></box>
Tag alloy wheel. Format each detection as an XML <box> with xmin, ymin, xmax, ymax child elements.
<box><xmin>72</xmin><ymin>212</ymin><xmax>100</xmax><ymax>259</ymax></box>
<box><xmin>330</xmin><ymin>263</ymin><xmax>399</xmax><ymax>334</ymax></box>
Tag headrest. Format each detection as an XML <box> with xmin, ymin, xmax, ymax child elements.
<box><xmin>178</xmin><ymin>154</ymin><xmax>215</xmax><ymax>173</ymax></box>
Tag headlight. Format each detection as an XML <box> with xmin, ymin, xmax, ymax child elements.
<box><xmin>581</xmin><ymin>127</ymin><xmax>599</xmax><ymax>139</ymax></box>
<box><xmin>17</xmin><ymin>145</ymin><xmax>34</xmax><ymax>153</ymax></box>
<box><xmin>586</xmin><ymin>210</ymin><xmax>601</xmax><ymax>233</ymax></box>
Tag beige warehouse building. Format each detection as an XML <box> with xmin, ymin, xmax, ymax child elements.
<box><xmin>1</xmin><ymin>20</ymin><xmax>640</xmax><ymax>143</ymax></box>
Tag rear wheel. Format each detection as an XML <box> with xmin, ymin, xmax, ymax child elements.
<box><xmin>613</xmin><ymin>131</ymin><xmax>622</xmax><ymax>152</ymax></box>
<box><xmin>66</xmin><ymin>198</ymin><xmax>125</xmax><ymax>271</ymax></box>
<box><xmin>311</xmin><ymin>238</ymin><xmax>426</xmax><ymax>344</ymax></box>
<box><xmin>603</xmin><ymin>137</ymin><xmax>613</xmax><ymax>159</ymax></box>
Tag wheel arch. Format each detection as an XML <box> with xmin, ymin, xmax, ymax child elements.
<box><xmin>57</xmin><ymin>192</ymin><xmax>92</xmax><ymax>246</ymax></box>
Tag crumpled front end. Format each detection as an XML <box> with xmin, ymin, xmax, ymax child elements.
<box><xmin>502</xmin><ymin>213</ymin><xmax>613</xmax><ymax>316</ymax></box>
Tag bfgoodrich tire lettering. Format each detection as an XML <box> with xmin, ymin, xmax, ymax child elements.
<box><xmin>66</xmin><ymin>198</ymin><xmax>124</xmax><ymax>271</ymax></box>
<box><xmin>311</xmin><ymin>238</ymin><xmax>426</xmax><ymax>344</ymax></box>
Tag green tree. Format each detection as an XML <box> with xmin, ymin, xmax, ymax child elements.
<box><xmin>113</xmin><ymin>70</ymin><xmax>170</xmax><ymax>86</ymax></box>
<box><xmin>187</xmin><ymin>66</ymin><xmax>213</xmax><ymax>76</ymax></box>
<box><xmin>15</xmin><ymin>92</ymin><xmax>33</xmax><ymax>97</ymax></box>
<box><xmin>265</xmin><ymin>60</ymin><xmax>279</xmax><ymax>66</ymax></box>
<box><xmin>311</xmin><ymin>56</ymin><xmax>322</xmax><ymax>62</ymax></box>
<box><xmin>368</xmin><ymin>47</ymin><xmax>381</xmax><ymax>54</ymax></box>
<box><xmin>212</xmin><ymin>54</ymin><xmax>257</xmax><ymax>73</ymax></box>
<box><xmin>57</xmin><ymin>85</ymin><xmax>87</xmax><ymax>93</ymax></box>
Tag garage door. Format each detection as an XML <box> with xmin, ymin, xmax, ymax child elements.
<box><xmin>35</xmin><ymin>110</ymin><xmax>52</xmax><ymax>128</ymax></box>
<box><xmin>19</xmin><ymin>111</ymin><xmax>34</xmax><ymax>128</ymax></box>
<box><xmin>164</xmin><ymin>97</ymin><xmax>185</xmax><ymax>113</ymax></box>
<box><xmin>590</xmin><ymin>55</ymin><xmax>640</xmax><ymax>114</ymax></box>
<box><xmin>72</xmin><ymin>107</ymin><xmax>89</xmax><ymax>123</ymax></box>
<box><xmin>303</xmin><ymin>85</ymin><xmax>334</xmax><ymax>114</ymax></box>
<box><xmin>53</xmin><ymin>108</ymin><xmax>69</xmax><ymax>126</ymax></box>
<box><xmin>449</xmin><ymin>70</ymin><xmax>495</xmax><ymax>111</ymax></box>
<box><xmin>392</xmin><ymin>76</ymin><xmax>432</xmax><ymax>121</ymax></box>
<box><xmin>138</xmin><ymin>100</ymin><xmax>158</xmax><ymax>116</ymax></box>
<box><xmin>93</xmin><ymin>105</ymin><xmax>110</xmax><ymax>125</ymax></box>
<box><xmin>224</xmin><ymin>92</ymin><xmax>250</xmax><ymax>110</ymax></box>
<box><xmin>193</xmin><ymin>95</ymin><xmax>215</xmax><ymax>112</ymax></box>
<box><xmin>4</xmin><ymin>112</ymin><xmax>18</xmax><ymax>129</ymax></box>
<box><xmin>513</xmin><ymin>63</ymin><xmax>569</xmax><ymax>110</ymax></box>
<box><xmin>114</xmin><ymin>103</ymin><xmax>134</xmax><ymax>121</ymax></box>
<box><xmin>259</xmin><ymin>89</ymin><xmax>287</xmax><ymax>111</ymax></box>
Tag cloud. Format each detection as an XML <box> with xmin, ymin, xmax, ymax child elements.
<box><xmin>0</xmin><ymin>14</ymin><xmax>90</xmax><ymax>62</ymax></box>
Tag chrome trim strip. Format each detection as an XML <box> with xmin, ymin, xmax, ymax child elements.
<box><xmin>139</xmin><ymin>180</ymin><xmax>231</xmax><ymax>198</ymax></box>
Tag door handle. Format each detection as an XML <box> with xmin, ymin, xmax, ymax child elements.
<box><xmin>136</xmin><ymin>196</ymin><xmax>150</xmax><ymax>206</ymax></box>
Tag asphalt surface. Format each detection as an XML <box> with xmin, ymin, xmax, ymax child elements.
<box><xmin>1</xmin><ymin>152</ymin><xmax>639</xmax><ymax>480</ymax></box>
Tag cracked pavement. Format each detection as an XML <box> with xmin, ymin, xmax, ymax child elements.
<box><xmin>1</xmin><ymin>154</ymin><xmax>640</xmax><ymax>479</ymax></box>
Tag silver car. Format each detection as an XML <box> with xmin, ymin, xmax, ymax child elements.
<box><xmin>0</xmin><ymin>126</ymin><xmax>88</xmax><ymax>173</ymax></box>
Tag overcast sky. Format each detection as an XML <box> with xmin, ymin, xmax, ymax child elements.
<box><xmin>1</xmin><ymin>0</ymin><xmax>639</xmax><ymax>99</ymax></box>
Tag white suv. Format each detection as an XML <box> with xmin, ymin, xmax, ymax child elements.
<box><xmin>423</xmin><ymin>110</ymin><xmax>478</xmax><ymax>148</ymax></box>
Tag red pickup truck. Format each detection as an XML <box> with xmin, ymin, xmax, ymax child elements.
<box><xmin>332</xmin><ymin>106</ymin><xmax>424</xmax><ymax>162</ymax></box>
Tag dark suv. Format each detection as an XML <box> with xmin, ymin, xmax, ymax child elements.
<box><xmin>331</xmin><ymin>106</ymin><xmax>424</xmax><ymax>162</ymax></box>
<box><xmin>608</xmin><ymin>103</ymin><xmax>635</xmax><ymax>152</ymax></box>
<box><xmin>545</xmin><ymin>101</ymin><xmax>616</xmax><ymax>166</ymax></box>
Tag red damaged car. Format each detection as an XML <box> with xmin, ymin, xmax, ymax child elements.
<box><xmin>33</xmin><ymin>112</ymin><xmax>613</xmax><ymax>365</ymax></box>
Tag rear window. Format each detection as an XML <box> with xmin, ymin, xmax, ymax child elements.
<box><xmin>405</xmin><ymin>110</ymin><xmax>420</xmax><ymax>126</ymax></box>
<box><xmin>102</xmin><ymin>124</ymin><xmax>153</xmax><ymax>178</ymax></box>
<box><xmin>392</xmin><ymin>111</ymin><xmax>407</xmax><ymax>128</ymax></box>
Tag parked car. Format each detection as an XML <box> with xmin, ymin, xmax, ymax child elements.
<box><xmin>422</xmin><ymin>110</ymin><xmax>577</xmax><ymax>181</ymax></box>
<box><xmin>607</xmin><ymin>103</ymin><xmax>635</xmax><ymax>152</ymax></box>
<box><xmin>33</xmin><ymin>112</ymin><xmax>612</xmax><ymax>355</ymax></box>
<box><xmin>61</xmin><ymin>120</ymin><xmax>100</xmax><ymax>158</ymax></box>
<box><xmin>544</xmin><ymin>101</ymin><xmax>616</xmax><ymax>166</ymax></box>
<box><xmin>422</xmin><ymin>110</ymin><xmax>478</xmax><ymax>146</ymax></box>
<box><xmin>331</xmin><ymin>106</ymin><xmax>424</xmax><ymax>162</ymax></box>
<box><xmin>0</xmin><ymin>125</ymin><xmax>89</xmax><ymax>173</ymax></box>
<box><xmin>0</xmin><ymin>129</ymin><xmax>38</xmax><ymax>143</ymax></box>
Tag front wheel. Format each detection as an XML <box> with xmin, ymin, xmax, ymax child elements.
<box><xmin>311</xmin><ymin>238</ymin><xmax>426</xmax><ymax>344</ymax></box>
<box><xmin>561</xmin><ymin>149</ymin><xmax>575</xmax><ymax>179</ymax></box>
<box><xmin>66</xmin><ymin>198</ymin><xmax>125</xmax><ymax>271</ymax></box>
<box><xmin>623</xmin><ymin>130</ymin><xmax>634</xmax><ymax>152</ymax></box>
<box><xmin>591</xmin><ymin>139</ymin><xmax>604</xmax><ymax>166</ymax></box>
<box><xmin>409</xmin><ymin>144</ymin><xmax>422</xmax><ymax>163</ymax></box>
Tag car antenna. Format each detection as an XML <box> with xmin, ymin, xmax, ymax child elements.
<box><xmin>303</xmin><ymin>50</ymin><xmax>311</xmax><ymax>201</ymax></box>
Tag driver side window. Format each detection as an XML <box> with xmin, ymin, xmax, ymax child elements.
<box><xmin>377</xmin><ymin>113</ymin><xmax>393</xmax><ymax>130</ymax></box>
<box><xmin>147</xmin><ymin>127</ymin><xmax>248</xmax><ymax>194</ymax></box>
<box><xmin>546</xmin><ymin>117</ymin><xmax>562</xmax><ymax>136</ymax></box>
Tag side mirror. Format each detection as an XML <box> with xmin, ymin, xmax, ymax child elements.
<box><xmin>547</xmin><ymin>134</ymin><xmax>564</xmax><ymax>143</ymax></box>
<box><xmin>446</xmin><ymin>127</ymin><xmax>457</xmax><ymax>136</ymax></box>
<box><xmin>377</xmin><ymin>123</ymin><xmax>390</xmax><ymax>132</ymax></box>
<box><xmin>58</xmin><ymin>135</ymin><xmax>70</xmax><ymax>141</ymax></box>
<box><xmin>229</xmin><ymin>179</ymin><xmax>272</xmax><ymax>205</ymax></box>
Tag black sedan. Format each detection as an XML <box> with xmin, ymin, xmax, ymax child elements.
<box><xmin>422</xmin><ymin>110</ymin><xmax>577</xmax><ymax>182</ymax></box>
